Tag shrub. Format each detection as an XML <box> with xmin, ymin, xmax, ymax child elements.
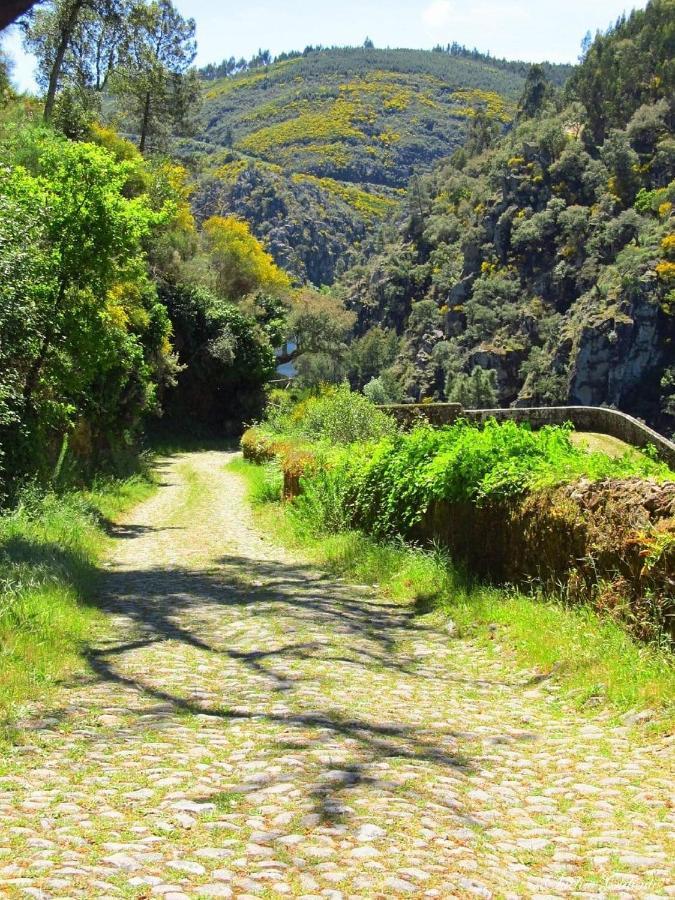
<box><xmin>258</xmin><ymin>384</ymin><xmax>398</xmax><ymax>445</ymax></box>
<box><xmin>297</xmin><ymin>385</ymin><xmax>398</xmax><ymax>444</ymax></box>
<box><xmin>309</xmin><ymin>419</ymin><xmax>672</xmax><ymax>538</ymax></box>
<box><xmin>241</xmin><ymin>427</ymin><xmax>278</xmax><ymax>463</ymax></box>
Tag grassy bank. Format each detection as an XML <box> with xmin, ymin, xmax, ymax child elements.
<box><xmin>0</xmin><ymin>473</ymin><xmax>156</xmax><ymax>730</ymax></box>
<box><xmin>230</xmin><ymin>457</ymin><xmax>675</xmax><ymax>721</ymax></box>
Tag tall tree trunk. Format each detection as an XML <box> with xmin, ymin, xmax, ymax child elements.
<box><xmin>139</xmin><ymin>89</ymin><xmax>151</xmax><ymax>152</ymax></box>
<box><xmin>43</xmin><ymin>0</ymin><xmax>86</xmax><ymax>122</ymax></box>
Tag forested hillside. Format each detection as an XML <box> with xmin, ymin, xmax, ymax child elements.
<box><xmin>184</xmin><ymin>48</ymin><xmax>547</xmax><ymax>283</ymax></box>
<box><xmin>332</xmin><ymin>1</ymin><xmax>675</xmax><ymax>433</ymax></box>
<box><xmin>1</xmin><ymin>7</ymin><xmax>675</xmax><ymax>874</ymax></box>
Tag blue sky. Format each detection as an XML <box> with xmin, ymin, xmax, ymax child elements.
<box><xmin>3</xmin><ymin>0</ymin><xmax>646</xmax><ymax>92</ymax></box>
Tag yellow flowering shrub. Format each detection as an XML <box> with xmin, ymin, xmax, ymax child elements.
<box><xmin>202</xmin><ymin>216</ymin><xmax>291</xmax><ymax>300</ymax></box>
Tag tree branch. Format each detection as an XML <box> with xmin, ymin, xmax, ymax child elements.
<box><xmin>0</xmin><ymin>0</ymin><xmax>41</xmax><ymax>32</ymax></box>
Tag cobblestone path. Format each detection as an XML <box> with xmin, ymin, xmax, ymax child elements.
<box><xmin>1</xmin><ymin>451</ymin><xmax>673</xmax><ymax>899</ymax></box>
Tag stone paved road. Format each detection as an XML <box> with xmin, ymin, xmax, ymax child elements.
<box><xmin>1</xmin><ymin>451</ymin><xmax>674</xmax><ymax>899</ymax></box>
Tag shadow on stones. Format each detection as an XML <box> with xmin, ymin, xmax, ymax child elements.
<box><xmin>105</xmin><ymin>523</ymin><xmax>185</xmax><ymax>540</ymax></box>
<box><xmin>24</xmin><ymin>538</ymin><xmax>537</xmax><ymax>823</ymax></box>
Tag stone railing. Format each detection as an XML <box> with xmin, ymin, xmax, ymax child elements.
<box><xmin>379</xmin><ymin>404</ymin><xmax>675</xmax><ymax>468</ymax></box>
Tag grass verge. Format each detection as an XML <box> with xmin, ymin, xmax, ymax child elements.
<box><xmin>0</xmin><ymin>471</ymin><xmax>156</xmax><ymax>731</ymax></box>
<box><xmin>229</xmin><ymin>456</ymin><xmax>675</xmax><ymax>720</ymax></box>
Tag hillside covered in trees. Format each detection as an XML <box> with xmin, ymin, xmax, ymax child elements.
<box><xmin>185</xmin><ymin>47</ymin><xmax>572</xmax><ymax>284</ymax></box>
<box><xmin>329</xmin><ymin>1</ymin><xmax>675</xmax><ymax>433</ymax></box>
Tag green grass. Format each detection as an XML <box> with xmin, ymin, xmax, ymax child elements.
<box><xmin>570</xmin><ymin>432</ymin><xmax>642</xmax><ymax>459</ymax></box>
<box><xmin>230</xmin><ymin>456</ymin><xmax>675</xmax><ymax>720</ymax></box>
<box><xmin>0</xmin><ymin>472</ymin><xmax>156</xmax><ymax>730</ymax></box>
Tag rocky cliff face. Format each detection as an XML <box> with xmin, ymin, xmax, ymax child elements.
<box><xmin>566</xmin><ymin>290</ymin><xmax>673</xmax><ymax>420</ymax></box>
<box><xmin>192</xmin><ymin>166</ymin><xmax>366</xmax><ymax>285</ymax></box>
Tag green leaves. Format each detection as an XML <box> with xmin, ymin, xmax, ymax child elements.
<box><xmin>305</xmin><ymin>419</ymin><xmax>673</xmax><ymax>541</ymax></box>
<box><xmin>0</xmin><ymin>125</ymin><xmax>173</xmax><ymax>490</ymax></box>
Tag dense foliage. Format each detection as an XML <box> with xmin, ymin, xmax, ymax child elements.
<box><xmin>243</xmin><ymin>390</ymin><xmax>674</xmax><ymax>642</ymax></box>
<box><xmin>0</xmin><ymin>103</ymin><xmax>291</xmax><ymax>493</ymax></box>
<box><xmin>159</xmin><ymin>285</ymin><xmax>276</xmax><ymax>430</ymax></box>
<box><xmin>333</xmin><ymin>0</ymin><xmax>675</xmax><ymax>432</ymax></box>
<box><xmin>258</xmin><ymin>384</ymin><xmax>398</xmax><ymax>446</ymax></box>
<box><xmin>198</xmin><ymin>42</ymin><xmax>573</xmax><ymax>87</ymax></box>
<box><xmin>0</xmin><ymin>123</ymin><xmax>175</xmax><ymax>490</ymax></box>
<box><xmin>569</xmin><ymin>1</ymin><xmax>675</xmax><ymax>143</ymax></box>
<box><xmin>314</xmin><ymin>419</ymin><xmax>671</xmax><ymax>539</ymax></box>
<box><xmin>24</xmin><ymin>0</ymin><xmax>200</xmax><ymax>151</ymax></box>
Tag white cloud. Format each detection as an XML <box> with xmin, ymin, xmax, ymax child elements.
<box><xmin>422</xmin><ymin>1</ymin><xmax>453</xmax><ymax>28</ymax></box>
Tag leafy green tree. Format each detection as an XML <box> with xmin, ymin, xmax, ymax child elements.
<box><xmin>347</xmin><ymin>326</ymin><xmax>400</xmax><ymax>389</ymax></box>
<box><xmin>569</xmin><ymin>0</ymin><xmax>675</xmax><ymax>143</ymax></box>
<box><xmin>363</xmin><ymin>371</ymin><xmax>404</xmax><ymax>404</ymax></box>
<box><xmin>160</xmin><ymin>284</ymin><xmax>275</xmax><ymax>429</ymax></box>
<box><xmin>285</xmin><ymin>289</ymin><xmax>356</xmax><ymax>389</ymax></box>
<box><xmin>601</xmin><ymin>129</ymin><xmax>641</xmax><ymax>205</ymax></box>
<box><xmin>25</xmin><ymin>0</ymin><xmax>90</xmax><ymax>121</ymax></box>
<box><xmin>25</xmin><ymin>0</ymin><xmax>130</xmax><ymax>123</ymax></box>
<box><xmin>0</xmin><ymin>126</ymin><xmax>172</xmax><ymax>485</ymax></box>
<box><xmin>110</xmin><ymin>0</ymin><xmax>198</xmax><ymax>152</ymax></box>
<box><xmin>447</xmin><ymin>366</ymin><xmax>499</xmax><ymax>408</ymax></box>
<box><xmin>0</xmin><ymin>48</ymin><xmax>12</xmax><ymax>103</ymax></box>
<box><xmin>465</xmin><ymin>107</ymin><xmax>500</xmax><ymax>155</ymax></box>
<box><xmin>0</xmin><ymin>185</ymin><xmax>46</xmax><ymax>484</ymax></box>
<box><xmin>519</xmin><ymin>347</ymin><xmax>568</xmax><ymax>405</ymax></box>
<box><xmin>517</xmin><ymin>64</ymin><xmax>552</xmax><ymax>119</ymax></box>
<box><xmin>66</xmin><ymin>0</ymin><xmax>130</xmax><ymax>91</ymax></box>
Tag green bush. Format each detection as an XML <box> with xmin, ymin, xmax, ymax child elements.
<box><xmin>261</xmin><ymin>384</ymin><xmax>398</xmax><ymax>445</ymax></box>
<box><xmin>309</xmin><ymin>419</ymin><xmax>672</xmax><ymax>538</ymax></box>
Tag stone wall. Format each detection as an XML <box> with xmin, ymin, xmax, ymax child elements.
<box><xmin>380</xmin><ymin>404</ymin><xmax>675</xmax><ymax>469</ymax></box>
<box><xmin>413</xmin><ymin>478</ymin><xmax>675</xmax><ymax>642</ymax></box>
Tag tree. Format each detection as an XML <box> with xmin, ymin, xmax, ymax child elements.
<box><xmin>67</xmin><ymin>0</ymin><xmax>130</xmax><ymax>92</ymax></box>
<box><xmin>447</xmin><ymin>366</ymin><xmax>499</xmax><ymax>408</ymax></box>
<box><xmin>24</xmin><ymin>0</ymin><xmax>130</xmax><ymax>122</ymax></box>
<box><xmin>363</xmin><ymin>37</ymin><xmax>374</xmax><ymax>49</ymax></box>
<box><xmin>159</xmin><ymin>284</ymin><xmax>275</xmax><ymax>430</ymax></box>
<box><xmin>601</xmin><ymin>129</ymin><xmax>641</xmax><ymax>205</ymax></box>
<box><xmin>200</xmin><ymin>216</ymin><xmax>291</xmax><ymax>301</ymax></box>
<box><xmin>517</xmin><ymin>64</ymin><xmax>552</xmax><ymax>119</ymax></box>
<box><xmin>465</xmin><ymin>107</ymin><xmax>499</xmax><ymax>155</ymax></box>
<box><xmin>110</xmin><ymin>0</ymin><xmax>198</xmax><ymax>152</ymax></box>
<box><xmin>25</xmin><ymin>0</ymin><xmax>90</xmax><ymax>121</ymax></box>
<box><xmin>0</xmin><ymin>48</ymin><xmax>12</xmax><ymax>104</ymax></box>
<box><xmin>288</xmin><ymin>290</ymin><xmax>355</xmax><ymax>357</ymax></box>
<box><xmin>347</xmin><ymin>326</ymin><xmax>400</xmax><ymax>389</ymax></box>
<box><xmin>0</xmin><ymin>126</ymin><xmax>173</xmax><ymax>485</ymax></box>
<box><xmin>569</xmin><ymin>1</ymin><xmax>675</xmax><ymax>143</ymax></box>
<box><xmin>579</xmin><ymin>30</ymin><xmax>593</xmax><ymax>62</ymax></box>
<box><xmin>363</xmin><ymin>371</ymin><xmax>404</xmax><ymax>404</ymax></box>
<box><xmin>284</xmin><ymin>289</ymin><xmax>356</xmax><ymax>389</ymax></box>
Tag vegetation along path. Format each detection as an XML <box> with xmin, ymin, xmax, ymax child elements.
<box><xmin>1</xmin><ymin>451</ymin><xmax>674</xmax><ymax>900</ymax></box>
